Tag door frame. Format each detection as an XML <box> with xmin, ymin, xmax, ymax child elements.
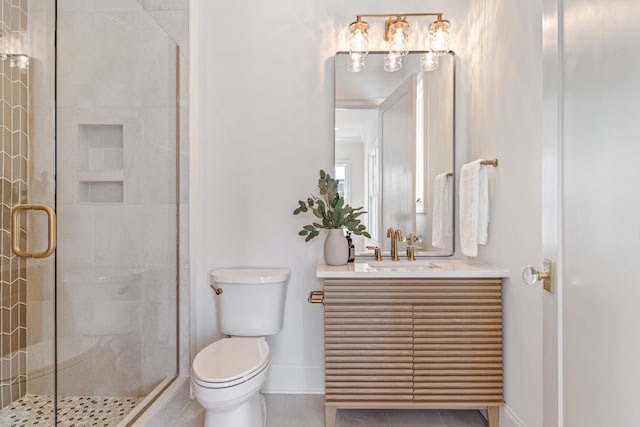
<box><xmin>541</xmin><ymin>0</ymin><xmax>564</xmax><ymax>425</ymax></box>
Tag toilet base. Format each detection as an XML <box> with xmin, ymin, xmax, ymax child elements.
<box><xmin>203</xmin><ymin>392</ymin><xmax>266</xmax><ymax>427</ymax></box>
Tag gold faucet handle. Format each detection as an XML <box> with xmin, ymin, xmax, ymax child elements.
<box><xmin>406</xmin><ymin>233</ymin><xmax>418</xmax><ymax>244</ymax></box>
<box><xmin>406</xmin><ymin>245</ymin><xmax>423</xmax><ymax>261</ymax></box>
<box><xmin>366</xmin><ymin>245</ymin><xmax>382</xmax><ymax>261</ymax></box>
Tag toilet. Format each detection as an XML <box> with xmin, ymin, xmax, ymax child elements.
<box><xmin>191</xmin><ymin>268</ymin><xmax>290</xmax><ymax>427</ymax></box>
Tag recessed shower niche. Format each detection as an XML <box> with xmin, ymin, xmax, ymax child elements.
<box><xmin>78</xmin><ymin>124</ymin><xmax>124</xmax><ymax>203</ymax></box>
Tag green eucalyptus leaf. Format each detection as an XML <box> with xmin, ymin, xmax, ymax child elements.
<box><xmin>293</xmin><ymin>170</ymin><xmax>370</xmax><ymax>241</ymax></box>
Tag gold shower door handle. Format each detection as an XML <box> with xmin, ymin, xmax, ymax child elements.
<box><xmin>11</xmin><ymin>204</ymin><xmax>57</xmax><ymax>258</ymax></box>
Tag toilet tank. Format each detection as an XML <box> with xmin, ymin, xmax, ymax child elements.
<box><xmin>211</xmin><ymin>268</ymin><xmax>290</xmax><ymax>336</ymax></box>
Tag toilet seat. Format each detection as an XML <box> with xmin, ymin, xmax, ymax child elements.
<box><xmin>192</xmin><ymin>337</ymin><xmax>270</xmax><ymax>389</ymax></box>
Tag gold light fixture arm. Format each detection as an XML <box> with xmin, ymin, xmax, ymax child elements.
<box><xmin>355</xmin><ymin>13</ymin><xmax>444</xmax><ymax>20</ymax></box>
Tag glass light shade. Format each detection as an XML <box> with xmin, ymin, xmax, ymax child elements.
<box><xmin>347</xmin><ymin>52</ymin><xmax>366</xmax><ymax>72</ymax></box>
<box><xmin>420</xmin><ymin>51</ymin><xmax>439</xmax><ymax>72</ymax></box>
<box><xmin>9</xmin><ymin>54</ymin><xmax>29</xmax><ymax>70</ymax></box>
<box><xmin>428</xmin><ymin>19</ymin><xmax>450</xmax><ymax>56</ymax></box>
<box><xmin>384</xmin><ymin>53</ymin><xmax>402</xmax><ymax>72</ymax></box>
<box><xmin>348</xmin><ymin>20</ymin><xmax>369</xmax><ymax>56</ymax></box>
<box><xmin>388</xmin><ymin>20</ymin><xmax>409</xmax><ymax>57</ymax></box>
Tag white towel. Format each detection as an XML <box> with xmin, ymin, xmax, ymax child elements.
<box><xmin>432</xmin><ymin>172</ymin><xmax>452</xmax><ymax>249</ymax></box>
<box><xmin>459</xmin><ymin>160</ymin><xmax>489</xmax><ymax>257</ymax></box>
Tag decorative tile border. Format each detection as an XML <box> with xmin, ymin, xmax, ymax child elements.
<box><xmin>0</xmin><ymin>0</ymin><xmax>29</xmax><ymax>410</ymax></box>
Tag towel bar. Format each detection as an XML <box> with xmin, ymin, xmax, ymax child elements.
<box><xmin>481</xmin><ymin>159</ymin><xmax>499</xmax><ymax>167</ymax></box>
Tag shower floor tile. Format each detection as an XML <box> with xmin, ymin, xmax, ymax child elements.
<box><xmin>0</xmin><ymin>394</ymin><xmax>142</xmax><ymax>426</ymax></box>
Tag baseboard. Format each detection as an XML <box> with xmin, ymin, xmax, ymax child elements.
<box><xmin>132</xmin><ymin>376</ymin><xmax>191</xmax><ymax>426</ymax></box>
<box><xmin>501</xmin><ymin>404</ymin><xmax>528</xmax><ymax>427</ymax></box>
<box><xmin>262</xmin><ymin>362</ymin><xmax>325</xmax><ymax>394</ymax></box>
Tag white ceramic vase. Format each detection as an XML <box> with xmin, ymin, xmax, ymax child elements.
<box><xmin>324</xmin><ymin>229</ymin><xmax>349</xmax><ymax>266</ymax></box>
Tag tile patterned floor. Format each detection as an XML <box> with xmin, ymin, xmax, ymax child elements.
<box><xmin>0</xmin><ymin>394</ymin><xmax>141</xmax><ymax>426</ymax></box>
<box><xmin>171</xmin><ymin>394</ymin><xmax>489</xmax><ymax>427</ymax></box>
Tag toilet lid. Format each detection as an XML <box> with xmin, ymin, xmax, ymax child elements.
<box><xmin>192</xmin><ymin>337</ymin><xmax>269</xmax><ymax>384</ymax></box>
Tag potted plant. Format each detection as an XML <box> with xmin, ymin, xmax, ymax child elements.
<box><xmin>293</xmin><ymin>170</ymin><xmax>371</xmax><ymax>265</ymax></box>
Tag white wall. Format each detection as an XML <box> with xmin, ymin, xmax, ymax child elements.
<box><xmin>460</xmin><ymin>0</ymin><xmax>543</xmax><ymax>426</ymax></box>
<box><xmin>190</xmin><ymin>0</ymin><xmax>472</xmax><ymax>393</ymax></box>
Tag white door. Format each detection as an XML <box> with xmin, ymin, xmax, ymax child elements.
<box><xmin>379</xmin><ymin>74</ymin><xmax>417</xmax><ymax>251</ymax></box>
<box><xmin>541</xmin><ymin>0</ymin><xmax>640</xmax><ymax>426</ymax></box>
<box><xmin>561</xmin><ymin>0</ymin><xmax>640</xmax><ymax>425</ymax></box>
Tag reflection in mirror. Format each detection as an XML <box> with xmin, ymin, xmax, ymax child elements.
<box><xmin>335</xmin><ymin>51</ymin><xmax>455</xmax><ymax>257</ymax></box>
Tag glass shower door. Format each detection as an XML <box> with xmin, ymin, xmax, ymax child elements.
<box><xmin>1</xmin><ymin>0</ymin><xmax>179</xmax><ymax>424</ymax></box>
<box><xmin>54</xmin><ymin>0</ymin><xmax>179</xmax><ymax>424</ymax></box>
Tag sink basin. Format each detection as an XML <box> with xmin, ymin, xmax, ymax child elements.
<box><xmin>361</xmin><ymin>260</ymin><xmax>442</xmax><ymax>272</ymax></box>
<box><xmin>367</xmin><ymin>260</ymin><xmax>438</xmax><ymax>268</ymax></box>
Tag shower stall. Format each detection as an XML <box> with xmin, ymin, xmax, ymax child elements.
<box><xmin>0</xmin><ymin>0</ymin><xmax>180</xmax><ymax>425</ymax></box>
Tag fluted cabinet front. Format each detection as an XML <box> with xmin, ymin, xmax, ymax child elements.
<box><xmin>324</xmin><ymin>301</ymin><xmax>414</xmax><ymax>402</ymax></box>
<box><xmin>412</xmin><ymin>280</ymin><xmax>503</xmax><ymax>405</ymax></box>
<box><xmin>321</xmin><ymin>278</ymin><xmax>503</xmax><ymax>427</ymax></box>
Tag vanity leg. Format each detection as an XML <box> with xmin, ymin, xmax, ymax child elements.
<box><xmin>325</xmin><ymin>405</ymin><xmax>337</xmax><ymax>427</ymax></box>
<box><xmin>487</xmin><ymin>406</ymin><xmax>499</xmax><ymax>427</ymax></box>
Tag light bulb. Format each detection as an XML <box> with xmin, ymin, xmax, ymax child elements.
<box><xmin>348</xmin><ymin>20</ymin><xmax>369</xmax><ymax>56</ymax></box>
<box><xmin>420</xmin><ymin>51</ymin><xmax>439</xmax><ymax>72</ymax></box>
<box><xmin>347</xmin><ymin>52</ymin><xmax>366</xmax><ymax>72</ymax></box>
<box><xmin>429</xmin><ymin>19</ymin><xmax>450</xmax><ymax>56</ymax></box>
<box><xmin>384</xmin><ymin>52</ymin><xmax>402</xmax><ymax>72</ymax></box>
<box><xmin>388</xmin><ymin>19</ymin><xmax>409</xmax><ymax>57</ymax></box>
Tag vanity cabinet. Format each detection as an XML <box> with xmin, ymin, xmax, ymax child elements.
<box><xmin>321</xmin><ymin>278</ymin><xmax>503</xmax><ymax>427</ymax></box>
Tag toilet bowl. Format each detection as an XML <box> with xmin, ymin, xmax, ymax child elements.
<box><xmin>191</xmin><ymin>268</ymin><xmax>289</xmax><ymax>427</ymax></box>
<box><xmin>192</xmin><ymin>337</ymin><xmax>270</xmax><ymax>426</ymax></box>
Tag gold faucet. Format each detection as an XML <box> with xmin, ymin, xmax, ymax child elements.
<box><xmin>386</xmin><ymin>227</ymin><xmax>403</xmax><ymax>261</ymax></box>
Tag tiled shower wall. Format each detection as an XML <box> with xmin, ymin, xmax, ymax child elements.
<box><xmin>0</xmin><ymin>0</ymin><xmax>29</xmax><ymax>409</ymax></box>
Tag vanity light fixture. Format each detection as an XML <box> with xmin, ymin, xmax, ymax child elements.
<box><xmin>347</xmin><ymin>13</ymin><xmax>451</xmax><ymax>73</ymax></box>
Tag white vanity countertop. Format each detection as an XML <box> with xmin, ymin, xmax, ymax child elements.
<box><xmin>316</xmin><ymin>260</ymin><xmax>509</xmax><ymax>279</ymax></box>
